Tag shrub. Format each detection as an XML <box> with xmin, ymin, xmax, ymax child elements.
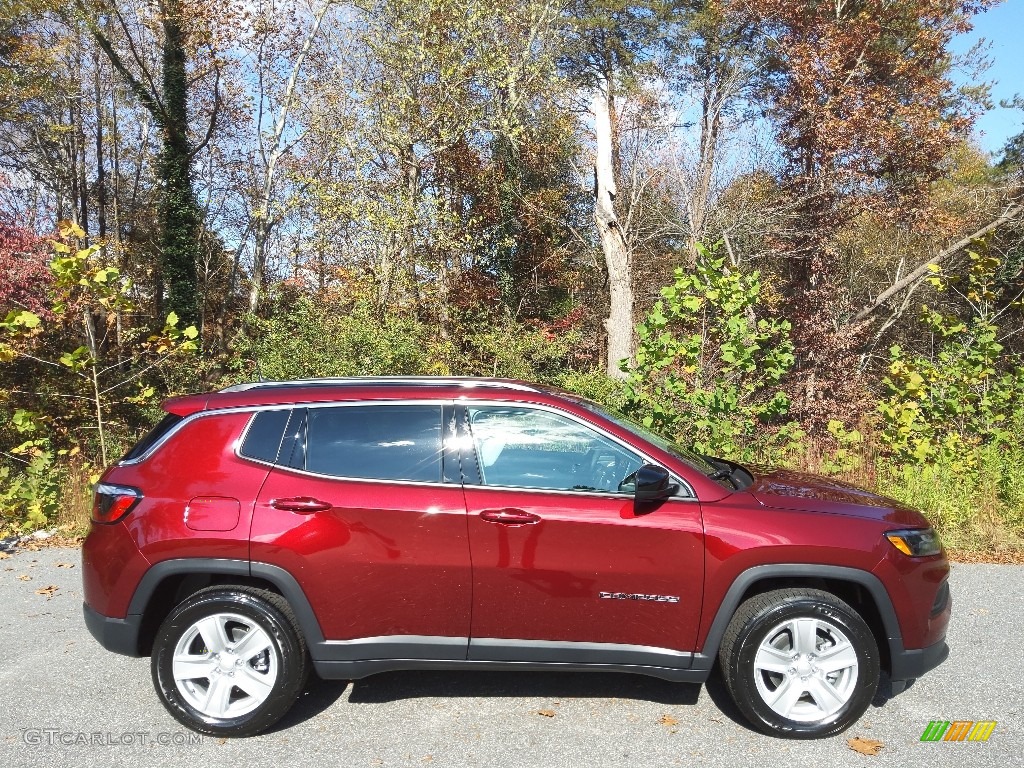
<box><xmin>622</xmin><ymin>242</ymin><xmax>795</xmax><ymax>459</ymax></box>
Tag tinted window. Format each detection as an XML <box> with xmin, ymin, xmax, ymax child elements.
<box><xmin>302</xmin><ymin>405</ymin><xmax>442</xmax><ymax>483</ymax></box>
<box><xmin>239</xmin><ymin>409</ymin><xmax>291</xmax><ymax>463</ymax></box>
<box><xmin>121</xmin><ymin>413</ymin><xmax>183</xmax><ymax>462</ymax></box>
<box><xmin>466</xmin><ymin>406</ymin><xmax>643</xmax><ymax>492</ymax></box>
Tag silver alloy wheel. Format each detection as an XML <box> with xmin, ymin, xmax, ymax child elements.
<box><xmin>752</xmin><ymin>617</ymin><xmax>859</xmax><ymax>723</ymax></box>
<box><xmin>171</xmin><ymin>612</ymin><xmax>279</xmax><ymax>719</ymax></box>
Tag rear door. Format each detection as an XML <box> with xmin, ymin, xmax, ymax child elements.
<box><xmin>459</xmin><ymin>403</ymin><xmax>704</xmax><ymax>666</ymax></box>
<box><xmin>250</xmin><ymin>402</ymin><xmax>471</xmax><ymax>661</ymax></box>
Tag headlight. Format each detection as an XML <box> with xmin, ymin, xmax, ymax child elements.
<box><xmin>885</xmin><ymin>527</ymin><xmax>942</xmax><ymax>557</ymax></box>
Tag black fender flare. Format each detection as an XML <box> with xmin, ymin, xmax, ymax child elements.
<box><xmin>127</xmin><ymin>558</ymin><xmax>326</xmax><ymax>646</ymax></box>
<box><xmin>690</xmin><ymin>564</ymin><xmax>903</xmax><ymax>673</ymax></box>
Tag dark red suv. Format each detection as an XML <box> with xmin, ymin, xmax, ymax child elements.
<box><xmin>82</xmin><ymin>377</ymin><xmax>951</xmax><ymax>739</ymax></box>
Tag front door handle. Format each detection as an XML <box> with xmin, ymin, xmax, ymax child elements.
<box><xmin>479</xmin><ymin>508</ymin><xmax>541</xmax><ymax>525</ymax></box>
<box><xmin>271</xmin><ymin>497</ymin><xmax>333</xmax><ymax>514</ymax></box>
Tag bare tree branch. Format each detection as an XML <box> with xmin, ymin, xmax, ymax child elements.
<box><xmin>851</xmin><ymin>200</ymin><xmax>1023</xmax><ymax>324</ymax></box>
<box><xmin>188</xmin><ymin>62</ymin><xmax>221</xmax><ymax>159</ymax></box>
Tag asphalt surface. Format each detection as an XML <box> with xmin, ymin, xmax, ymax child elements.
<box><xmin>0</xmin><ymin>548</ymin><xmax>1020</xmax><ymax>768</ymax></box>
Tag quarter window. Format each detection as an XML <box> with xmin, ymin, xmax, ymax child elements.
<box><xmin>466</xmin><ymin>406</ymin><xmax>644</xmax><ymax>493</ymax></box>
<box><xmin>301</xmin><ymin>405</ymin><xmax>443</xmax><ymax>483</ymax></box>
<box><xmin>239</xmin><ymin>409</ymin><xmax>291</xmax><ymax>464</ymax></box>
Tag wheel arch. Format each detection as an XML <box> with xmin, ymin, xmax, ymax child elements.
<box><xmin>129</xmin><ymin>559</ymin><xmax>325</xmax><ymax>656</ymax></box>
<box><xmin>693</xmin><ymin>564</ymin><xmax>901</xmax><ymax>675</ymax></box>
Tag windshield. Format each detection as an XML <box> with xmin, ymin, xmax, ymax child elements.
<box><xmin>566</xmin><ymin>397</ymin><xmax>718</xmax><ymax>476</ymax></box>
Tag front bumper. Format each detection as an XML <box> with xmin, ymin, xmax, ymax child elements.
<box><xmin>890</xmin><ymin>636</ymin><xmax>949</xmax><ymax>682</ymax></box>
<box><xmin>82</xmin><ymin>602</ymin><xmax>144</xmax><ymax>657</ymax></box>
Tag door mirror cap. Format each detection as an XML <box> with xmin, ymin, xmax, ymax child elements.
<box><xmin>634</xmin><ymin>463</ymin><xmax>678</xmax><ymax>502</ymax></box>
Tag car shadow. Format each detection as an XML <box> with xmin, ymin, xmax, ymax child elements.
<box><xmin>269</xmin><ymin>676</ymin><xmax>350</xmax><ymax>732</ymax></box>
<box><xmin>700</xmin><ymin>668</ymin><xmax>760</xmax><ymax>733</ymax></box>
<box><xmin>271</xmin><ymin>669</ymin><xmax>708</xmax><ymax>731</ymax></box>
<box><xmin>273</xmin><ymin>666</ymin><xmax>903</xmax><ymax>733</ymax></box>
<box><xmin>871</xmin><ymin>672</ymin><xmax>915</xmax><ymax>707</ymax></box>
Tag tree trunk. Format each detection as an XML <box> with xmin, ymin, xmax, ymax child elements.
<box><xmin>158</xmin><ymin>0</ymin><xmax>201</xmax><ymax>325</ymax></box>
<box><xmin>93</xmin><ymin>51</ymin><xmax>107</xmax><ymax>246</ymax></box>
<box><xmin>249</xmin><ymin>222</ymin><xmax>269</xmax><ymax>314</ymax></box>
<box><xmin>592</xmin><ymin>78</ymin><xmax>632</xmax><ymax>379</ymax></box>
<box><xmin>688</xmin><ymin>85</ymin><xmax>723</xmax><ymax>264</ymax></box>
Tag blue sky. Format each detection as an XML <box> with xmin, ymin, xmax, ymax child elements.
<box><xmin>950</xmin><ymin>1</ymin><xmax>1024</xmax><ymax>157</ymax></box>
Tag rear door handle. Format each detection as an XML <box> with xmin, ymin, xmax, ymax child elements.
<box><xmin>479</xmin><ymin>508</ymin><xmax>541</xmax><ymax>525</ymax></box>
<box><xmin>271</xmin><ymin>497</ymin><xmax>333</xmax><ymax>514</ymax></box>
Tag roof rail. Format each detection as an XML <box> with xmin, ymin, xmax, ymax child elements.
<box><xmin>218</xmin><ymin>377</ymin><xmax>543</xmax><ymax>394</ymax></box>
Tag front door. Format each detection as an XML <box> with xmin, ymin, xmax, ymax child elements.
<box><xmin>459</xmin><ymin>403</ymin><xmax>704</xmax><ymax>666</ymax></box>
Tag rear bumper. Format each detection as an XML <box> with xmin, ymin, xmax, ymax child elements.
<box><xmin>890</xmin><ymin>636</ymin><xmax>949</xmax><ymax>682</ymax></box>
<box><xmin>82</xmin><ymin>602</ymin><xmax>144</xmax><ymax>657</ymax></box>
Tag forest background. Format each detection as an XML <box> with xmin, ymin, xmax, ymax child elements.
<box><xmin>2</xmin><ymin>0</ymin><xmax>1023</xmax><ymax>557</ymax></box>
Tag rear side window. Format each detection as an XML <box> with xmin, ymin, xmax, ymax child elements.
<box><xmin>239</xmin><ymin>409</ymin><xmax>291</xmax><ymax>463</ymax></box>
<box><xmin>121</xmin><ymin>413</ymin><xmax>183</xmax><ymax>462</ymax></box>
<box><xmin>300</xmin><ymin>405</ymin><xmax>442</xmax><ymax>483</ymax></box>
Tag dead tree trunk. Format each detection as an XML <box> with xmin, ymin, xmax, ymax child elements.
<box><xmin>592</xmin><ymin>77</ymin><xmax>632</xmax><ymax>379</ymax></box>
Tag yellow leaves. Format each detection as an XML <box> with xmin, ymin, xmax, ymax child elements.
<box><xmin>147</xmin><ymin>313</ymin><xmax>200</xmax><ymax>354</ymax></box>
<box><xmin>57</xmin><ymin>220</ymin><xmax>85</xmax><ymax>239</ymax></box>
<box><xmin>847</xmin><ymin>737</ymin><xmax>883</xmax><ymax>756</ymax></box>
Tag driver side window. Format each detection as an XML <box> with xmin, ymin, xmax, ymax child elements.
<box><xmin>466</xmin><ymin>406</ymin><xmax>643</xmax><ymax>493</ymax></box>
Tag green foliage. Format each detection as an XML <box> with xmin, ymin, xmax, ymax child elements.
<box><xmin>622</xmin><ymin>242</ymin><xmax>795</xmax><ymax>458</ymax></box>
<box><xmin>0</xmin><ymin>227</ymin><xmax>200</xmax><ymax>531</ymax></box>
<box><xmin>555</xmin><ymin>369</ymin><xmax>629</xmax><ymax>412</ymax></box>
<box><xmin>238</xmin><ymin>296</ymin><xmax>435</xmax><ymax>379</ymax></box>
<box><xmin>874</xmin><ymin>245</ymin><xmax>1024</xmax><ymax>551</ymax></box>
<box><xmin>0</xmin><ymin>408</ymin><xmax>64</xmax><ymax>532</ymax></box>
<box><xmin>237</xmin><ymin>288</ymin><xmax>594</xmax><ymax>386</ymax></box>
<box><xmin>875</xmin><ymin>431</ymin><xmax>1024</xmax><ymax>553</ymax></box>
<box><xmin>455</xmin><ymin>319</ymin><xmax>581</xmax><ymax>381</ymax></box>
<box><xmin>879</xmin><ymin>248</ymin><xmax>1023</xmax><ymax>468</ymax></box>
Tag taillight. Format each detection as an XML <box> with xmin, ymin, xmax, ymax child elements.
<box><xmin>92</xmin><ymin>483</ymin><xmax>142</xmax><ymax>524</ymax></box>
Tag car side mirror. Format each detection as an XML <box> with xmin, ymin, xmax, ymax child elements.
<box><xmin>634</xmin><ymin>464</ymin><xmax>678</xmax><ymax>502</ymax></box>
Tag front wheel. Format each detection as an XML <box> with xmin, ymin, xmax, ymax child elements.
<box><xmin>718</xmin><ymin>588</ymin><xmax>879</xmax><ymax>739</ymax></box>
<box><xmin>151</xmin><ymin>586</ymin><xmax>309</xmax><ymax>737</ymax></box>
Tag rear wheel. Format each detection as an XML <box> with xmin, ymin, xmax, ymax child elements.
<box><xmin>151</xmin><ymin>586</ymin><xmax>308</xmax><ymax>737</ymax></box>
<box><xmin>718</xmin><ymin>588</ymin><xmax>879</xmax><ymax>739</ymax></box>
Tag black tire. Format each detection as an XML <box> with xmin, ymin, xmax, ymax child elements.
<box><xmin>718</xmin><ymin>588</ymin><xmax>879</xmax><ymax>739</ymax></box>
<box><xmin>151</xmin><ymin>586</ymin><xmax>309</xmax><ymax>737</ymax></box>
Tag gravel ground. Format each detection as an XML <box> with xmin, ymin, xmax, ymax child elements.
<box><xmin>0</xmin><ymin>548</ymin><xmax>1020</xmax><ymax>768</ymax></box>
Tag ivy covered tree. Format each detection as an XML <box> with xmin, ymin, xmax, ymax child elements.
<box><xmin>75</xmin><ymin>0</ymin><xmax>223</xmax><ymax>326</ymax></box>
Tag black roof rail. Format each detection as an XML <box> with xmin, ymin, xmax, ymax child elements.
<box><xmin>218</xmin><ymin>377</ymin><xmax>543</xmax><ymax>394</ymax></box>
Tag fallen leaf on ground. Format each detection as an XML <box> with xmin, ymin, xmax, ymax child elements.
<box><xmin>17</xmin><ymin>574</ymin><xmax>30</xmax><ymax>581</ymax></box>
<box><xmin>0</xmin><ymin>552</ymin><xmax>9</xmax><ymax>559</ymax></box>
<box><xmin>536</xmin><ymin>709</ymin><xmax>556</xmax><ymax>718</ymax></box>
<box><xmin>35</xmin><ymin>585</ymin><xmax>59</xmax><ymax>598</ymax></box>
<box><xmin>847</xmin><ymin>737</ymin><xmax>884</xmax><ymax>756</ymax></box>
<box><xmin>56</xmin><ymin>562</ymin><xmax>75</xmax><ymax>568</ymax></box>
<box><xmin>659</xmin><ymin>715</ymin><xmax>680</xmax><ymax>727</ymax></box>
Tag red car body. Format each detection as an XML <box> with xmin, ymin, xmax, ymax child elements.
<box><xmin>82</xmin><ymin>378</ymin><xmax>950</xmax><ymax>737</ymax></box>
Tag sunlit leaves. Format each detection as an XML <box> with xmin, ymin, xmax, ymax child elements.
<box><xmin>622</xmin><ymin>241</ymin><xmax>795</xmax><ymax>458</ymax></box>
<box><xmin>879</xmin><ymin>246</ymin><xmax>1023</xmax><ymax>469</ymax></box>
